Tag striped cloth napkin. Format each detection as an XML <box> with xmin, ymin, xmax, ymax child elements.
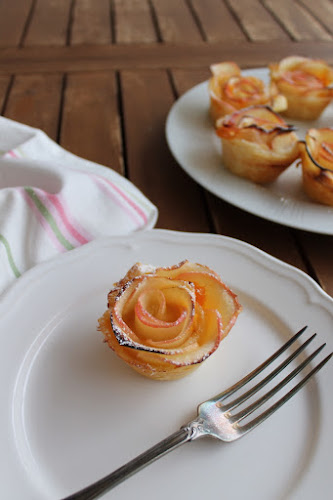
<box><xmin>0</xmin><ymin>117</ymin><xmax>158</xmax><ymax>295</ymax></box>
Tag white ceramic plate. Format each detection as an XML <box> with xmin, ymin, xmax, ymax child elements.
<box><xmin>166</xmin><ymin>68</ymin><xmax>333</xmax><ymax>234</ymax></box>
<box><xmin>1</xmin><ymin>229</ymin><xmax>332</xmax><ymax>499</ymax></box>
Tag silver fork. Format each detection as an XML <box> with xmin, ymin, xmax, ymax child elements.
<box><xmin>63</xmin><ymin>326</ymin><xmax>332</xmax><ymax>500</ymax></box>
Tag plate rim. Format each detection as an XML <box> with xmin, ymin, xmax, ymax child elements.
<box><xmin>1</xmin><ymin>228</ymin><xmax>332</xmax><ymax>310</ymax></box>
<box><xmin>0</xmin><ymin>229</ymin><xmax>332</xmax><ymax>499</ymax></box>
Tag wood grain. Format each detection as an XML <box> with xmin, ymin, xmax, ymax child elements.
<box><xmin>208</xmin><ymin>196</ymin><xmax>307</xmax><ymax>271</ymax></box>
<box><xmin>299</xmin><ymin>0</ymin><xmax>333</xmax><ymax>35</ymax></box>
<box><xmin>1</xmin><ymin>41</ymin><xmax>333</xmax><ymax>75</ymax></box>
<box><xmin>3</xmin><ymin>73</ymin><xmax>63</xmax><ymax>140</ymax></box>
<box><xmin>70</xmin><ymin>0</ymin><xmax>112</xmax><ymax>45</ymax></box>
<box><xmin>60</xmin><ymin>71</ymin><xmax>123</xmax><ymax>174</ymax></box>
<box><xmin>152</xmin><ymin>0</ymin><xmax>203</xmax><ymax>42</ymax></box>
<box><xmin>190</xmin><ymin>0</ymin><xmax>246</xmax><ymax>42</ymax></box>
<box><xmin>23</xmin><ymin>0</ymin><xmax>72</xmax><ymax>47</ymax></box>
<box><xmin>226</xmin><ymin>0</ymin><xmax>290</xmax><ymax>41</ymax></box>
<box><xmin>120</xmin><ymin>69</ymin><xmax>211</xmax><ymax>232</ymax></box>
<box><xmin>0</xmin><ymin>0</ymin><xmax>33</xmax><ymax>48</ymax></box>
<box><xmin>0</xmin><ymin>76</ymin><xmax>11</xmax><ymax>113</ymax></box>
<box><xmin>263</xmin><ymin>0</ymin><xmax>332</xmax><ymax>41</ymax></box>
<box><xmin>296</xmin><ymin>232</ymin><xmax>333</xmax><ymax>297</ymax></box>
<box><xmin>171</xmin><ymin>68</ymin><xmax>210</xmax><ymax>95</ymax></box>
<box><xmin>113</xmin><ymin>0</ymin><xmax>157</xmax><ymax>43</ymax></box>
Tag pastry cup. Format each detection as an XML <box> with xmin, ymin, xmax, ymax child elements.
<box><xmin>98</xmin><ymin>261</ymin><xmax>241</xmax><ymax>380</ymax></box>
<box><xmin>216</xmin><ymin>106</ymin><xmax>299</xmax><ymax>184</ymax></box>
<box><xmin>209</xmin><ymin>61</ymin><xmax>287</xmax><ymax>124</ymax></box>
<box><xmin>269</xmin><ymin>56</ymin><xmax>333</xmax><ymax>120</ymax></box>
<box><xmin>299</xmin><ymin>128</ymin><xmax>333</xmax><ymax>206</ymax></box>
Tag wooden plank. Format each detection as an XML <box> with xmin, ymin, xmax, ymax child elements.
<box><xmin>170</xmin><ymin>69</ymin><xmax>307</xmax><ymax>271</ymax></box>
<box><xmin>60</xmin><ymin>72</ymin><xmax>123</xmax><ymax>174</ymax></box>
<box><xmin>23</xmin><ymin>0</ymin><xmax>72</xmax><ymax>46</ymax></box>
<box><xmin>0</xmin><ymin>0</ymin><xmax>33</xmax><ymax>48</ymax></box>
<box><xmin>208</xmin><ymin>196</ymin><xmax>307</xmax><ymax>272</ymax></box>
<box><xmin>263</xmin><ymin>0</ymin><xmax>332</xmax><ymax>41</ymax></box>
<box><xmin>296</xmin><ymin>232</ymin><xmax>333</xmax><ymax>297</ymax></box>
<box><xmin>299</xmin><ymin>0</ymin><xmax>333</xmax><ymax>35</ymax></box>
<box><xmin>0</xmin><ymin>76</ymin><xmax>11</xmax><ymax>113</ymax></box>
<box><xmin>190</xmin><ymin>0</ymin><xmax>246</xmax><ymax>42</ymax></box>
<box><xmin>113</xmin><ymin>0</ymin><xmax>157</xmax><ymax>43</ymax></box>
<box><xmin>152</xmin><ymin>0</ymin><xmax>203</xmax><ymax>42</ymax></box>
<box><xmin>70</xmin><ymin>0</ymin><xmax>112</xmax><ymax>45</ymax></box>
<box><xmin>226</xmin><ymin>0</ymin><xmax>290</xmax><ymax>41</ymax></box>
<box><xmin>1</xmin><ymin>41</ymin><xmax>333</xmax><ymax>74</ymax></box>
<box><xmin>3</xmin><ymin>73</ymin><xmax>63</xmax><ymax>140</ymax></box>
<box><xmin>171</xmin><ymin>68</ymin><xmax>210</xmax><ymax>95</ymax></box>
<box><xmin>120</xmin><ymin>69</ymin><xmax>211</xmax><ymax>232</ymax></box>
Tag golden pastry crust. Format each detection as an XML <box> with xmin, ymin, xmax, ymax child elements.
<box><xmin>299</xmin><ymin>128</ymin><xmax>333</xmax><ymax>206</ymax></box>
<box><xmin>98</xmin><ymin>261</ymin><xmax>241</xmax><ymax>380</ymax></box>
<box><xmin>216</xmin><ymin>106</ymin><xmax>299</xmax><ymax>184</ymax></box>
<box><xmin>269</xmin><ymin>56</ymin><xmax>333</xmax><ymax>120</ymax></box>
<box><xmin>209</xmin><ymin>62</ymin><xmax>287</xmax><ymax>124</ymax></box>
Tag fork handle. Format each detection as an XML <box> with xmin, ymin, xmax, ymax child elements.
<box><xmin>62</xmin><ymin>425</ymin><xmax>195</xmax><ymax>500</ymax></box>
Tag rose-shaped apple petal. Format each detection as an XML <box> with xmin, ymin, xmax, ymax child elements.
<box><xmin>299</xmin><ymin>128</ymin><xmax>333</xmax><ymax>206</ymax></box>
<box><xmin>134</xmin><ymin>285</ymin><xmax>195</xmax><ymax>345</ymax></box>
<box><xmin>269</xmin><ymin>56</ymin><xmax>333</xmax><ymax>120</ymax></box>
<box><xmin>98</xmin><ymin>261</ymin><xmax>241</xmax><ymax>380</ymax></box>
<box><xmin>210</xmin><ymin>61</ymin><xmax>241</xmax><ymax>79</ymax></box>
<box><xmin>209</xmin><ymin>62</ymin><xmax>286</xmax><ymax>124</ymax></box>
<box><xmin>141</xmin><ymin>308</ymin><xmax>224</xmax><ymax>367</ymax></box>
<box><xmin>174</xmin><ymin>272</ymin><xmax>238</xmax><ymax>332</ymax></box>
<box><xmin>215</xmin><ymin>106</ymin><xmax>299</xmax><ymax>184</ymax></box>
<box><xmin>111</xmin><ymin>276</ymin><xmax>195</xmax><ymax>351</ymax></box>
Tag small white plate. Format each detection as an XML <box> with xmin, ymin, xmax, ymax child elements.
<box><xmin>0</xmin><ymin>229</ymin><xmax>332</xmax><ymax>499</ymax></box>
<box><xmin>166</xmin><ymin>68</ymin><xmax>333</xmax><ymax>234</ymax></box>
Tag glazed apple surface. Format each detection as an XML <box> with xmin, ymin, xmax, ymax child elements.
<box><xmin>98</xmin><ymin>261</ymin><xmax>241</xmax><ymax>380</ymax></box>
<box><xmin>209</xmin><ymin>61</ymin><xmax>286</xmax><ymax>124</ymax></box>
<box><xmin>299</xmin><ymin>128</ymin><xmax>333</xmax><ymax>206</ymax></box>
<box><xmin>215</xmin><ymin>106</ymin><xmax>299</xmax><ymax>184</ymax></box>
<box><xmin>269</xmin><ymin>56</ymin><xmax>333</xmax><ymax>120</ymax></box>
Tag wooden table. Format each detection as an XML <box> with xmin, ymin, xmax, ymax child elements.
<box><xmin>1</xmin><ymin>0</ymin><xmax>333</xmax><ymax>297</ymax></box>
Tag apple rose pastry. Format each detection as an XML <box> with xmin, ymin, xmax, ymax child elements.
<box><xmin>216</xmin><ymin>106</ymin><xmax>299</xmax><ymax>184</ymax></box>
<box><xmin>209</xmin><ymin>61</ymin><xmax>287</xmax><ymax>124</ymax></box>
<box><xmin>269</xmin><ymin>56</ymin><xmax>333</xmax><ymax>120</ymax></box>
<box><xmin>98</xmin><ymin>261</ymin><xmax>241</xmax><ymax>380</ymax></box>
<box><xmin>299</xmin><ymin>128</ymin><xmax>333</xmax><ymax>206</ymax></box>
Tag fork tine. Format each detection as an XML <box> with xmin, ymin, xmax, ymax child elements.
<box><xmin>221</xmin><ymin>333</ymin><xmax>317</xmax><ymax>412</ymax></box>
<box><xmin>212</xmin><ymin>326</ymin><xmax>308</xmax><ymax>403</ymax></box>
<box><xmin>231</xmin><ymin>343</ymin><xmax>327</xmax><ymax>424</ymax></box>
<box><xmin>240</xmin><ymin>351</ymin><xmax>333</xmax><ymax>435</ymax></box>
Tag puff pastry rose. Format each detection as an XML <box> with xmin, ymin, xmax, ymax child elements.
<box><xmin>98</xmin><ymin>261</ymin><xmax>241</xmax><ymax>380</ymax></box>
<box><xmin>269</xmin><ymin>56</ymin><xmax>333</xmax><ymax>120</ymax></box>
<box><xmin>209</xmin><ymin>62</ymin><xmax>287</xmax><ymax>124</ymax></box>
<box><xmin>299</xmin><ymin>128</ymin><xmax>333</xmax><ymax>206</ymax></box>
<box><xmin>216</xmin><ymin>106</ymin><xmax>299</xmax><ymax>184</ymax></box>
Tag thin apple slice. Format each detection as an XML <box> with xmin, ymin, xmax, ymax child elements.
<box><xmin>299</xmin><ymin>128</ymin><xmax>333</xmax><ymax>206</ymax></box>
<box><xmin>98</xmin><ymin>261</ymin><xmax>242</xmax><ymax>380</ymax></box>
<box><xmin>269</xmin><ymin>56</ymin><xmax>333</xmax><ymax>120</ymax></box>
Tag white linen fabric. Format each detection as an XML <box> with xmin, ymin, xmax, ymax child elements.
<box><xmin>0</xmin><ymin>117</ymin><xmax>158</xmax><ymax>295</ymax></box>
